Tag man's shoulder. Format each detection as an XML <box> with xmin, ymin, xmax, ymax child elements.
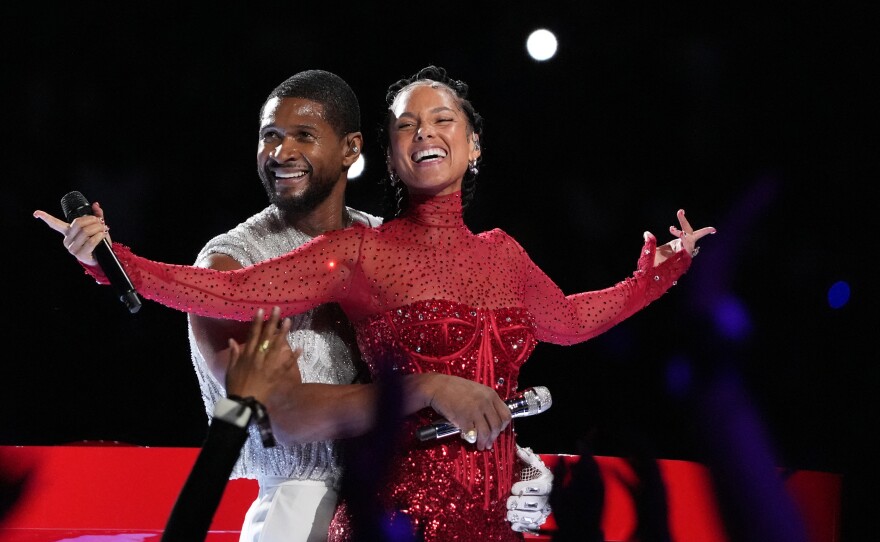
<box><xmin>195</xmin><ymin>206</ymin><xmax>281</xmax><ymax>266</ymax></box>
<box><xmin>202</xmin><ymin>206</ymin><xmax>276</xmax><ymax>241</ymax></box>
<box><xmin>347</xmin><ymin>207</ymin><xmax>383</xmax><ymax>228</ymax></box>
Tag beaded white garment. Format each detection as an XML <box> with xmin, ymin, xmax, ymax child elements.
<box><xmin>188</xmin><ymin>205</ymin><xmax>381</xmax><ymax>486</ymax></box>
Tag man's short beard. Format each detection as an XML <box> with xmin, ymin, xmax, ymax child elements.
<box><xmin>260</xmin><ymin>169</ymin><xmax>337</xmax><ymax>214</ymax></box>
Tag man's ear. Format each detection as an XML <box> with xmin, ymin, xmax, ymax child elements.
<box><xmin>343</xmin><ymin>132</ymin><xmax>364</xmax><ymax>167</ymax></box>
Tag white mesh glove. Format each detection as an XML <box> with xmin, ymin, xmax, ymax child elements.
<box><xmin>506</xmin><ymin>445</ymin><xmax>553</xmax><ymax>533</ymax></box>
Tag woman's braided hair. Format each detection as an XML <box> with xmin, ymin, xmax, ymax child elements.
<box><xmin>379</xmin><ymin>65</ymin><xmax>484</xmax><ymax>221</ymax></box>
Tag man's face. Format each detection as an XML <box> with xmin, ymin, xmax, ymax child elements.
<box><xmin>257</xmin><ymin>97</ymin><xmax>347</xmax><ymax>213</ymax></box>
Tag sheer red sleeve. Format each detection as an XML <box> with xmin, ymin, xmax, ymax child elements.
<box><xmin>80</xmin><ymin>226</ymin><xmax>366</xmax><ymax>321</ymax></box>
<box><xmin>78</xmin><ymin>260</ymin><xmax>110</xmax><ymax>284</ymax></box>
<box><xmin>517</xmin><ymin>233</ymin><xmax>692</xmax><ymax>345</ymax></box>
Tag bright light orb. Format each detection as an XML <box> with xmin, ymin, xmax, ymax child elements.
<box><xmin>348</xmin><ymin>154</ymin><xmax>365</xmax><ymax>179</ymax></box>
<box><xmin>526</xmin><ymin>29</ymin><xmax>558</xmax><ymax>61</ymax></box>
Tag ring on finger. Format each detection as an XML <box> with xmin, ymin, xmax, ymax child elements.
<box><xmin>259</xmin><ymin>339</ymin><xmax>271</xmax><ymax>352</ymax></box>
<box><xmin>462</xmin><ymin>428</ymin><xmax>478</xmax><ymax>444</ymax></box>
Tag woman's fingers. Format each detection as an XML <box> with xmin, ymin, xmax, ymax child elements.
<box><xmin>33</xmin><ymin>210</ymin><xmax>70</xmax><ymax>234</ymax></box>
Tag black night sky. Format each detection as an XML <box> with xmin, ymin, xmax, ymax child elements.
<box><xmin>4</xmin><ymin>2</ymin><xmax>875</xmax><ymax>539</ymax></box>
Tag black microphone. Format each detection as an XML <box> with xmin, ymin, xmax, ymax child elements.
<box><xmin>61</xmin><ymin>191</ymin><xmax>142</xmax><ymax>314</ymax></box>
<box><xmin>416</xmin><ymin>386</ymin><xmax>552</xmax><ymax>442</ymax></box>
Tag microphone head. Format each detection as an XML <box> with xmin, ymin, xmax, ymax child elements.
<box><xmin>60</xmin><ymin>191</ymin><xmax>91</xmax><ymax>221</ymax></box>
<box><xmin>523</xmin><ymin>386</ymin><xmax>552</xmax><ymax>415</ymax></box>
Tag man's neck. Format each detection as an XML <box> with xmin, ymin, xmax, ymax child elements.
<box><xmin>287</xmin><ymin>205</ymin><xmax>349</xmax><ymax>238</ymax></box>
<box><xmin>283</xmin><ymin>181</ymin><xmax>349</xmax><ymax>237</ymax></box>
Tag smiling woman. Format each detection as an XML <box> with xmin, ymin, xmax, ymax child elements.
<box><xmin>384</xmin><ymin>81</ymin><xmax>481</xmax><ymax>198</ymax></box>
<box><xmin>380</xmin><ymin>67</ymin><xmax>484</xmax><ymax>221</ymax></box>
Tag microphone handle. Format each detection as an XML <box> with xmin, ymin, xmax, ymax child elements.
<box><xmin>506</xmin><ymin>395</ymin><xmax>531</xmax><ymax>417</ymax></box>
<box><xmin>93</xmin><ymin>238</ymin><xmax>142</xmax><ymax>313</ymax></box>
<box><xmin>417</xmin><ymin>421</ymin><xmax>463</xmax><ymax>441</ymax></box>
<box><xmin>416</xmin><ymin>407</ymin><xmax>532</xmax><ymax>442</ymax></box>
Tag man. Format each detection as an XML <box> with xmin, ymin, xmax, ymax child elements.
<box><xmin>35</xmin><ymin>69</ymin><xmax>551</xmax><ymax>541</ymax></box>
<box><xmin>187</xmin><ymin>69</ymin><xmax>378</xmax><ymax>541</ymax></box>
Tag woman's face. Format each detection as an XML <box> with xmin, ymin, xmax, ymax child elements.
<box><xmin>387</xmin><ymin>83</ymin><xmax>481</xmax><ymax>197</ymax></box>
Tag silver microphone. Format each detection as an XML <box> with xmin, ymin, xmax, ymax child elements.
<box><xmin>416</xmin><ymin>386</ymin><xmax>552</xmax><ymax>442</ymax></box>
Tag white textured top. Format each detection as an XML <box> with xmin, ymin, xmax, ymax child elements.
<box><xmin>187</xmin><ymin>205</ymin><xmax>381</xmax><ymax>487</ymax></box>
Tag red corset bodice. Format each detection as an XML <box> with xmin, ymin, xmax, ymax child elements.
<box><xmin>332</xmin><ymin>300</ymin><xmax>537</xmax><ymax>542</ymax></box>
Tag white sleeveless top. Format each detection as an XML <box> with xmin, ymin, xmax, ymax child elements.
<box><xmin>188</xmin><ymin>205</ymin><xmax>381</xmax><ymax>487</ymax></box>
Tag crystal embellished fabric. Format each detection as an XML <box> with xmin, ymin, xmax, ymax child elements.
<box><xmin>91</xmin><ymin>191</ymin><xmax>691</xmax><ymax>542</ymax></box>
<box><xmin>188</xmin><ymin>205</ymin><xmax>381</xmax><ymax>485</ymax></box>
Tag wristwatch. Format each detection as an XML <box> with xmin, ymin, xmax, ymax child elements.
<box><xmin>213</xmin><ymin>396</ymin><xmax>253</xmax><ymax>428</ymax></box>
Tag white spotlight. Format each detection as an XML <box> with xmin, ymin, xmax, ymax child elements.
<box><xmin>526</xmin><ymin>28</ymin><xmax>558</xmax><ymax>61</ymax></box>
<box><xmin>348</xmin><ymin>154</ymin><xmax>365</xmax><ymax>179</ymax></box>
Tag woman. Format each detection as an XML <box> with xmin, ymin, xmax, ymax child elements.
<box><xmin>37</xmin><ymin>66</ymin><xmax>714</xmax><ymax>541</ymax></box>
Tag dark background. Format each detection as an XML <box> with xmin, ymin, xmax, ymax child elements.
<box><xmin>4</xmin><ymin>2</ymin><xmax>875</xmax><ymax>539</ymax></box>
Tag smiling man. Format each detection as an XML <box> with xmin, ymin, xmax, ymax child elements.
<box><xmin>187</xmin><ymin>70</ymin><xmax>381</xmax><ymax>541</ymax></box>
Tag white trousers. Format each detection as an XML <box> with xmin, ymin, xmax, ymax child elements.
<box><xmin>239</xmin><ymin>478</ymin><xmax>338</xmax><ymax>542</ymax></box>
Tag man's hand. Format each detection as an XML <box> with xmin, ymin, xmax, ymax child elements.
<box><xmin>507</xmin><ymin>445</ymin><xmax>553</xmax><ymax>533</ymax></box>
<box><xmin>226</xmin><ymin>306</ymin><xmax>301</xmax><ymax>405</ymax></box>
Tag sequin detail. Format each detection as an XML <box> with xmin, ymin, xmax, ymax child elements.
<box><xmin>329</xmin><ymin>300</ymin><xmax>533</xmax><ymax>541</ymax></box>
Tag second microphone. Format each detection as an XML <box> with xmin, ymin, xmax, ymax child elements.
<box><xmin>416</xmin><ymin>386</ymin><xmax>552</xmax><ymax>443</ymax></box>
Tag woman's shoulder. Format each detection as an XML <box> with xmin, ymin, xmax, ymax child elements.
<box><xmin>479</xmin><ymin>227</ymin><xmax>518</xmax><ymax>244</ymax></box>
<box><xmin>478</xmin><ymin>228</ymin><xmax>534</xmax><ymax>258</ymax></box>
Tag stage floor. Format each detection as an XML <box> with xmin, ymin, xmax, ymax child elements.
<box><xmin>0</xmin><ymin>445</ymin><xmax>841</xmax><ymax>542</ymax></box>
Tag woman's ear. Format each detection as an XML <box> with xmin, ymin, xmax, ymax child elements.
<box><xmin>469</xmin><ymin>134</ymin><xmax>482</xmax><ymax>161</ymax></box>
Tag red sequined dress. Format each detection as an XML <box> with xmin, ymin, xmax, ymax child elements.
<box><xmin>91</xmin><ymin>191</ymin><xmax>691</xmax><ymax>542</ymax></box>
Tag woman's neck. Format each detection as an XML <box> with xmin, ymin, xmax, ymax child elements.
<box><xmin>403</xmin><ymin>190</ymin><xmax>465</xmax><ymax>228</ymax></box>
